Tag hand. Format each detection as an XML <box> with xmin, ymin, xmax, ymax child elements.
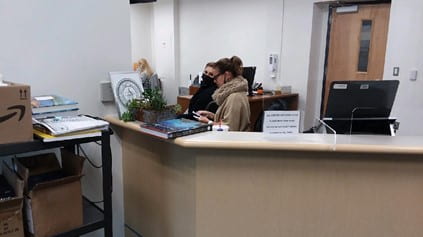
<box><xmin>195</xmin><ymin>116</ymin><xmax>211</xmax><ymax>124</ymax></box>
<box><xmin>192</xmin><ymin>111</ymin><xmax>201</xmax><ymax>118</ymax></box>
<box><xmin>196</xmin><ymin>110</ymin><xmax>214</xmax><ymax>120</ymax></box>
<box><xmin>192</xmin><ymin>111</ymin><xmax>212</xmax><ymax>124</ymax></box>
<box><xmin>192</xmin><ymin>113</ymin><xmax>210</xmax><ymax>123</ymax></box>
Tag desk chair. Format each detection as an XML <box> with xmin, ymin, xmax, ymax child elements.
<box><xmin>254</xmin><ymin>99</ymin><xmax>288</xmax><ymax>132</ymax></box>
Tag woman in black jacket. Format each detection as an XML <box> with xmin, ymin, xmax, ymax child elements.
<box><xmin>182</xmin><ymin>62</ymin><xmax>218</xmax><ymax>120</ymax></box>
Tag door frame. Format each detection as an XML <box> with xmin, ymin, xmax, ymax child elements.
<box><xmin>320</xmin><ymin>0</ymin><xmax>392</xmax><ymax>118</ymax></box>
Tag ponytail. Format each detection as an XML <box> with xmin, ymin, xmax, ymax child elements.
<box><xmin>230</xmin><ymin>56</ymin><xmax>243</xmax><ymax>77</ymax></box>
<box><xmin>215</xmin><ymin>55</ymin><xmax>244</xmax><ymax>77</ymax></box>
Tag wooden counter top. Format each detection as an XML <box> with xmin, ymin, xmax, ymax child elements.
<box><xmin>105</xmin><ymin>115</ymin><xmax>423</xmax><ymax>155</ymax></box>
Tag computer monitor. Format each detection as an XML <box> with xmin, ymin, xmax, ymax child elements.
<box><xmin>324</xmin><ymin>80</ymin><xmax>400</xmax><ymax>119</ymax></box>
<box><xmin>242</xmin><ymin>66</ymin><xmax>256</xmax><ymax>96</ymax></box>
<box><xmin>323</xmin><ymin>80</ymin><xmax>400</xmax><ymax>135</ymax></box>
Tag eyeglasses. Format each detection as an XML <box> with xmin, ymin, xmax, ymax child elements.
<box><xmin>213</xmin><ymin>73</ymin><xmax>222</xmax><ymax>79</ymax></box>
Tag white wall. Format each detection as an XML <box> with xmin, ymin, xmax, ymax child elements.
<box><xmin>0</xmin><ymin>0</ymin><xmax>131</xmax><ymax>236</ymax></box>
<box><xmin>130</xmin><ymin>3</ymin><xmax>154</xmax><ymax>64</ymax></box>
<box><xmin>383</xmin><ymin>0</ymin><xmax>423</xmax><ymax>135</ymax></box>
<box><xmin>152</xmin><ymin>0</ymin><xmax>179</xmax><ymax>104</ymax></box>
<box><xmin>178</xmin><ymin>0</ymin><xmax>284</xmax><ymax>89</ymax></box>
<box><xmin>278</xmin><ymin>0</ymin><xmax>316</xmax><ymax>129</ymax></box>
<box><xmin>305</xmin><ymin>3</ymin><xmax>329</xmax><ymax>129</ymax></box>
<box><xmin>130</xmin><ymin>0</ymin><xmax>179</xmax><ymax>104</ymax></box>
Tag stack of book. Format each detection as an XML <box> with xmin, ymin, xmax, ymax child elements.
<box><xmin>33</xmin><ymin>115</ymin><xmax>109</xmax><ymax>142</ymax></box>
<box><xmin>31</xmin><ymin>95</ymin><xmax>79</xmax><ymax>119</ymax></box>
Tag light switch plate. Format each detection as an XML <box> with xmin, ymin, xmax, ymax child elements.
<box><xmin>409</xmin><ymin>69</ymin><xmax>418</xmax><ymax>81</ymax></box>
<box><xmin>393</xmin><ymin>67</ymin><xmax>399</xmax><ymax>76</ymax></box>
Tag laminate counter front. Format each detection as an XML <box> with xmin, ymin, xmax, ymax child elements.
<box><xmin>106</xmin><ymin>116</ymin><xmax>423</xmax><ymax>237</ymax></box>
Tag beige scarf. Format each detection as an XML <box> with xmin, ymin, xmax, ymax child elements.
<box><xmin>212</xmin><ymin>76</ymin><xmax>248</xmax><ymax>106</ymax></box>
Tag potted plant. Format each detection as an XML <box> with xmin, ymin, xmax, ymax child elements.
<box><xmin>121</xmin><ymin>99</ymin><xmax>142</xmax><ymax>122</ymax></box>
<box><xmin>121</xmin><ymin>89</ymin><xmax>181</xmax><ymax>123</ymax></box>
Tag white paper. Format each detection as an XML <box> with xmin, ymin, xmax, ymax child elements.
<box><xmin>262</xmin><ymin>111</ymin><xmax>300</xmax><ymax>134</ymax></box>
<box><xmin>34</xmin><ymin>96</ymin><xmax>54</xmax><ymax>100</ymax></box>
<box><xmin>35</xmin><ymin>115</ymin><xmax>109</xmax><ymax>135</ymax></box>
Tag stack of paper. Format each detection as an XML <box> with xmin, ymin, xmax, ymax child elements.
<box><xmin>33</xmin><ymin>129</ymin><xmax>102</xmax><ymax>142</ymax></box>
<box><xmin>33</xmin><ymin>115</ymin><xmax>109</xmax><ymax>142</ymax></box>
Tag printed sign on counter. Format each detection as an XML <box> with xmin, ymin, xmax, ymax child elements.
<box><xmin>262</xmin><ymin>111</ymin><xmax>300</xmax><ymax>134</ymax></box>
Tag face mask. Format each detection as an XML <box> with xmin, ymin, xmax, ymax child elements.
<box><xmin>201</xmin><ymin>73</ymin><xmax>213</xmax><ymax>82</ymax></box>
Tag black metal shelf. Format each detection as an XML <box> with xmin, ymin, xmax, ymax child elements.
<box><xmin>0</xmin><ymin>134</ymin><xmax>105</xmax><ymax>156</ymax></box>
<box><xmin>0</xmin><ymin>130</ymin><xmax>113</xmax><ymax>237</ymax></box>
<box><xmin>54</xmin><ymin>198</ymin><xmax>105</xmax><ymax>237</ymax></box>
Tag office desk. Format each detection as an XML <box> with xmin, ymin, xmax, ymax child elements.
<box><xmin>177</xmin><ymin>93</ymin><xmax>299</xmax><ymax>130</ymax></box>
<box><xmin>105</xmin><ymin>115</ymin><xmax>423</xmax><ymax>237</ymax></box>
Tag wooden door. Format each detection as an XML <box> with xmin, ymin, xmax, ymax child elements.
<box><xmin>323</xmin><ymin>4</ymin><xmax>391</xmax><ymax>115</ymax></box>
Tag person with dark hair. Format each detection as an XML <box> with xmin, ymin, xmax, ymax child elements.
<box><xmin>180</xmin><ymin>62</ymin><xmax>219</xmax><ymax>120</ymax></box>
<box><xmin>195</xmin><ymin>56</ymin><xmax>250</xmax><ymax>131</ymax></box>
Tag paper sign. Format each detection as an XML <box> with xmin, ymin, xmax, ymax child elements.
<box><xmin>262</xmin><ymin>111</ymin><xmax>300</xmax><ymax>134</ymax></box>
<box><xmin>34</xmin><ymin>96</ymin><xmax>54</xmax><ymax>100</ymax></box>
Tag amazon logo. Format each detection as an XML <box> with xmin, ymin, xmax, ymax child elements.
<box><xmin>0</xmin><ymin>105</ymin><xmax>26</xmax><ymax>123</ymax></box>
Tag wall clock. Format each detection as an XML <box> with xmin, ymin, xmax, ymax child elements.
<box><xmin>109</xmin><ymin>71</ymin><xmax>144</xmax><ymax>118</ymax></box>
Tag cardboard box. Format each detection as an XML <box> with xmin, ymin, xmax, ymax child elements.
<box><xmin>15</xmin><ymin>150</ymin><xmax>85</xmax><ymax>237</ymax></box>
<box><xmin>0</xmin><ymin>162</ymin><xmax>24</xmax><ymax>237</ymax></box>
<box><xmin>0</xmin><ymin>81</ymin><xmax>32</xmax><ymax>144</ymax></box>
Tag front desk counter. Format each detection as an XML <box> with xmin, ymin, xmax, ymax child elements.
<box><xmin>106</xmin><ymin>116</ymin><xmax>423</xmax><ymax>237</ymax></box>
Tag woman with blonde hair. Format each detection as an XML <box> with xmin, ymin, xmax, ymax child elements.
<box><xmin>195</xmin><ymin>56</ymin><xmax>250</xmax><ymax>131</ymax></box>
<box><xmin>135</xmin><ymin>58</ymin><xmax>160</xmax><ymax>90</ymax></box>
